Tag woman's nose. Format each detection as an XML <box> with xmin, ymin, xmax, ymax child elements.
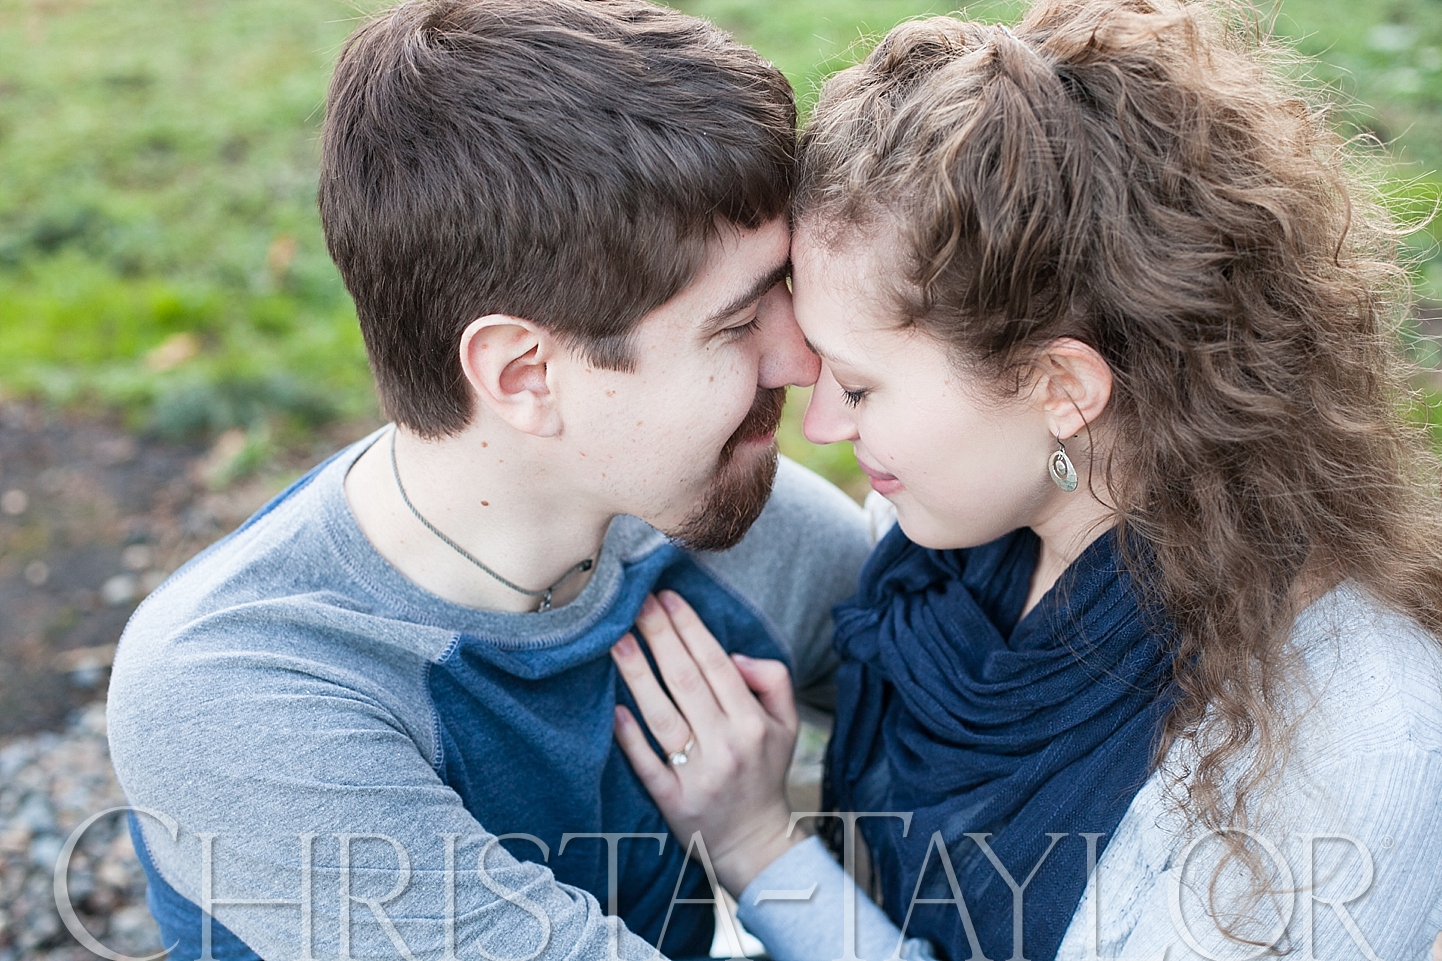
<box><xmin>802</xmin><ymin>366</ymin><xmax>859</xmax><ymax>445</ymax></box>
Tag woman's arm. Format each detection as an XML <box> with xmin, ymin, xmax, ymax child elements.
<box><xmin>1073</xmin><ymin>744</ymin><xmax>1442</xmax><ymax>959</ymax></box>
<box><xmin>733</xmin><ymin>834</ymin><xmax>940</xmax><ymax>961</ymax></box>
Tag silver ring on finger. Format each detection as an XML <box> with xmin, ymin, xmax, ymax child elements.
<box><xmin>668</xmin><ymin>736</ymin><xmax>696</xmax><ymax>767</ymax></box>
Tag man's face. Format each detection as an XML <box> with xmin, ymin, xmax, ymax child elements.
<box><xmin>556</xmin><ymin>218</ymin><xmax>819</xmax><ymax>550</ymax></box>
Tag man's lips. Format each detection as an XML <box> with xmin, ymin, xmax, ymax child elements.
<box><xmin>718</xmin><ymin>388</ymin><xmax>786</xmax><ymax>465</ymax></box>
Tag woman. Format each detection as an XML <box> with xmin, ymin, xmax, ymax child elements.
<box><xmin>608</xmin><ymin>0</ymin><xmax>1442</xmax><ymax>958</ymax></box>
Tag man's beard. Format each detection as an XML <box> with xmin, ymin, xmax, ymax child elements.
<box><xmin>667</xmin><ymin>387</ymin><xmax>787</xmax><ymax>553</ymax></box>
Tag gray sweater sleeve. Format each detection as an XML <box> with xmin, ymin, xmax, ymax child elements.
<box><xmin>1060</xmin><ymin>584</ymin><xmax>1442</xmax><ymax>960</ymax></box>
<box><xmin>737</xmin><ymin>837</ymin><xmax>938</xmax><ymax>961</ymax></box>
<box><xmin>109</xmin><ymin>622</ymin><xmax>664</xmax><ymax>961</ymax></box>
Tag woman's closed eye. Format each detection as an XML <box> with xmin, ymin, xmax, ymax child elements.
<box><xmin>840</xmin><ymin>386</ymin><xmax>869</xmax><ymax>407</ymax></box>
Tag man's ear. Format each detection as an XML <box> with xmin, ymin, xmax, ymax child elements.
<box><xmin>1033</xmin><ymin>337</ymin><xmax>1113</xmax><ymax>441</ymax></box>
<box><xmin>458</xmin><ymin>315</ymin><xmax>564</xmax><ymax>438</ymax></box>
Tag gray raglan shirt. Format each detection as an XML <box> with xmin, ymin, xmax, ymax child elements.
<box><xmin>107</xmin><ymin>429</ymin><xmax>872</xmax><ymax>961</ymax></box>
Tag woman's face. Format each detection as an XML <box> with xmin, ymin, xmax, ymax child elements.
<box><xmin>791</xmin><ymin>222</ymin><xmax>1064</xmax><ymax>551</ymax></box>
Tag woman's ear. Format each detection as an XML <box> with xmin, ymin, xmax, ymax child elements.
<box><xmin>1034</xmin><ymin>337</ymin><xmax>1113</xmax><ymax>440</ymax></box>
<box><xmin>458</xmin><ymin>316</ymin><xmax>564</xmax><ymax>438</ymax></box>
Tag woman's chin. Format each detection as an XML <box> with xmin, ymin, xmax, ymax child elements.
<box><xmin>888</xmin><ymin>505</ymin><xmax>969</xmax><ymax>551</ymax></box>
<box><xmin>893</xmin><ymin>502</ymin><xmax>1002</xmax><ymax>552</ymax></box>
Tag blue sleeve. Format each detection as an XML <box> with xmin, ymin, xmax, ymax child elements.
<box><xmin>736</xmin><ymin>837</ymin><xmax>939</xmax><ymax>961</ymax></box>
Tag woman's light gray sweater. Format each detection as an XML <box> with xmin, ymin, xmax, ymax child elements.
<box><xmin>738</xmin><ymin>582</ymin><xmax>1442</xmax><ymax>961</ymax></box>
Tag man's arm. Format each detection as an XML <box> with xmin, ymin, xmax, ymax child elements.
<box><xmin>109</xmin><ymin>637</ymin><xmax>663</xmax><ymax>961</ymax></box>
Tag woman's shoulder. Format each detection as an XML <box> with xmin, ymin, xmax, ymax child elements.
<box><xmin>1286</xmin><ymin>581</ymin><xmax>1442</xmax><ymax>757</ymax></box>
<box><xmin>1061</xmin><ymin>586</ymin><xmax>1442</xmax><ymax>960</ymax></box>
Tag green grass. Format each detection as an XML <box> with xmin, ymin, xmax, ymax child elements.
<box><xmin>0</xmin><ymin>0</ymin><xmax>374</xmax><ymax>444</ymax></box>
<box><xmin>671</xmin><ymin>0</ymin><xmax>1026</xmax><ymax>110</ymax></box>
<box><xmin>2</xmin><ymin>0</ymin><xmax>1441</xmax><ymax>488</ymax></box>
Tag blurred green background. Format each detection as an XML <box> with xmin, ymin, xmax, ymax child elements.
<box><xmin>2</xmin><ymin>0</ymin><xmax>1441</xmax><ymax>497</ymax></box>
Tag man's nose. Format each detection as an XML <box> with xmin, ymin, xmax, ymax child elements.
<box><xmin>757</xmin><ymin>284</ymin><xmax>821</xmax><ymax>390</ymax></box>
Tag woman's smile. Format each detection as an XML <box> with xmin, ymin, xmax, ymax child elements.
<box><xmin>856</xmin><ymin>457</ymin><xmax>904</xmax><ymax>496</ymax></box>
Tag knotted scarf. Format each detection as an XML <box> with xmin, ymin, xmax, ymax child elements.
<box><xmin>826</xmin><ymin>525</ymin><xmax>1174</xmax><ymax>961</ymax></box>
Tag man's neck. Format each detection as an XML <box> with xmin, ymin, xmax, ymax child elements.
<box><xmin>344</xmin><ymin>425</ymin><xmax>611</xmax><ymax>613</ymax></box>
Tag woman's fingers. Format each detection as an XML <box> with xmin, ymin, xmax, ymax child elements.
<box><xmin>612</xmin><ymin>705</ymin><xmax>680</xmax><ymax>805</ymax></box>
<box><xmin>732</xmin><ymin>653</ymin><xmax>798</xmax><ymax>730</ymax></box>
<box><xmin>1432</xmin><ymin>931</ymin><xmax>1441</xmax><ymax>961</ymax></box>
<box><xmin>633</xmin><ymin>593</ymin><xmax>725</xmax><ymax>732</ymax></box>
<box><xmin>616</xmin><ymin>591</ymin><xmax>793</xmax><ymax>769</ymax></box>
<box><xmin>656</xmin><ymin>590</ymin><xmax>764</xmax><ymax>717</ymax></box>
<box><xmin>611</xmin><ymin>595</ymin><xmax>802</xmax><ymax>896</ymax></box>
<box><xmin>610</xmin><ymin>632</ymin><xmax>693</xmax><ymax>755</ymax></box>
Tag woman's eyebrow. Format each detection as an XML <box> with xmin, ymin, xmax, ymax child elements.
<box><xmin>803</xmin><ymin>336</ymin><xmax>847</xmax><ymax>365</ymax></box>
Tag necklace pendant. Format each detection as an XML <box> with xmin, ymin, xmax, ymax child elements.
<box><xmin>538</xmin><ymin>590</ymin><xmax>553</xmax><ymax>613</ymax></box>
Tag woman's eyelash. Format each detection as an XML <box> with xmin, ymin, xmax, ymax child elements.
<box><xmin>841</xmin><ymin>387</ymin><xmax>869</xmax><ymax>408</ymax></box>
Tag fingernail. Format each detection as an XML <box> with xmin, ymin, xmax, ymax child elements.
<box><xmin>732</xmin><ymin>652</ymin><xmax>752</xmax><ymax>665</ymax></box>
<box><xmin>658</xmin><ymin>590</ymin><xmax>680</xmax><ymax>612</ymax></box>
<box><xmin>613</xmin><ymin>633</ymin><xmax>638</xmax><ymax>657</ymax></box>
<box><xmin>640</xmin><ymin>594</ymin><xmax>658</xmax><ymax>615</ymax></box>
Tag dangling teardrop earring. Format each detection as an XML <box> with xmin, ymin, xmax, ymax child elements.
<box><xmin>1048</xmin><ymin>436</ymin><xmax>1079</xmax><ymax>492</ymax></box>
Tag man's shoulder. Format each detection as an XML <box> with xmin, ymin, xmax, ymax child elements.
<box><xmin>107</xmin><ymin>439</ymin><xmax>451</xmax><ymax>804</ymax></box>
<box><xmin>767</xmin><ymin>454</ymin><xmax>869</xmax><ymax>532</ymax></box>
<box><xmin>111</xmin><ymin>431</ymin><xmax>453</xmax><ymax>703</ymax></box>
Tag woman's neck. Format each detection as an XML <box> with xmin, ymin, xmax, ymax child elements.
<box><xmin>1021</xmin><ymin>491</ymin><xmax>1119</xmax><ymax>619</ymax></box>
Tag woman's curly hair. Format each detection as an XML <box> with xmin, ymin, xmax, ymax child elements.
<box><xmin>798</xmin><ymin>0</ymin><xmax>1442</xmax><ymax>922</ymax></box>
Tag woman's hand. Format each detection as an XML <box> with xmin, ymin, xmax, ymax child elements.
<box><xmin>610</xmin><ymin>590</ymin><xmax>803</xmax><ymax>895</ymax></box>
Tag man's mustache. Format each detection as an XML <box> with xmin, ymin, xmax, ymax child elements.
<box><xmin>718</xmin><ymin>387</ymin><xmax>786</xmax><ymax>465</ymax></box>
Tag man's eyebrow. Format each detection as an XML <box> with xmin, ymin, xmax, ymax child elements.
<box><xmin>702</xmin><ymin>260</ymin><xmax>791</xmax><ymax>333</ymax></box>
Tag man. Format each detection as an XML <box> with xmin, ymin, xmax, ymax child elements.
<box><xmin>106</xmin><ymin>1</ymin><xmax>870</xmax><ymax>959</ymax></box>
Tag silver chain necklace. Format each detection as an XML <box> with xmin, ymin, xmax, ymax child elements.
<box><xmin>388</xmin><ymin>429</ymin><xmax>593</xmax><ymax>612</ymax></box>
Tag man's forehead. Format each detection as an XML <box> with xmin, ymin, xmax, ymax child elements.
<box><xmin>620</xmin><ymin>218</ymin><xmax>791</xmax><ymax>344</ymax></box>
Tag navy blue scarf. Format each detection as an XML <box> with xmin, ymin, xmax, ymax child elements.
<box><xmin>826</xmin><ymin>525</ymin><xmax>1173</xmax><ymax>961</ymax></box>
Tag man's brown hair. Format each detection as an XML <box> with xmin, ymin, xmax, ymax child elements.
<box><xmin>320</xmin><ymin>0</ymin><xmax>796</xmax><ymax>436</ymax></box>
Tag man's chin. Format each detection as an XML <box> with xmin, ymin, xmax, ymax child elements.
<box><xmin>666</xmin><ymin>443</ymin><xmax>779</xmax><ymax>553</ymax></box>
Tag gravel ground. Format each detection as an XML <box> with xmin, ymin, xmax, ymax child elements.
<box><xmin>0</xmin><ymin>704</ymin><xmax>162</xmax><ymax>961</ymax></box>
<box><xmin>0</xmin><ymin>401</ymin><xmax>371</xmax><ymax>959</ymax></box>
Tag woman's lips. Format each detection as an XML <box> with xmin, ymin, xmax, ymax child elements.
<box><xmin>856</xmin><ymin>458</ymin><xmax>903</xmax><ymax>496</ymax></box>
